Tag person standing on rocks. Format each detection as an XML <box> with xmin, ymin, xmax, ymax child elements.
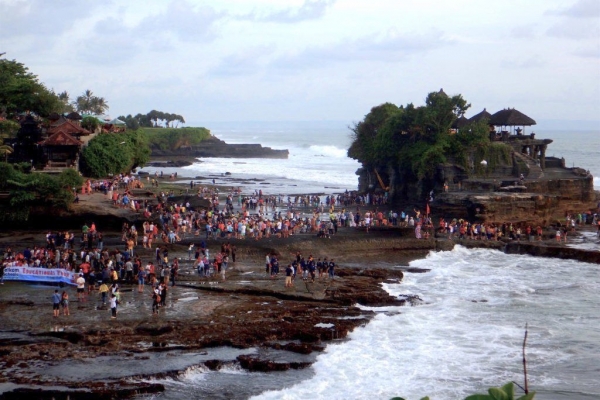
<box><xmin>61</xmin><ymin>291</ymin><xmax>70</xmax><ymax>316</ymax></box>
<box><xmin>110</xmin><ymin>293</ymin><xmax>117</xmax><ymax>319</ymax></box>
<box><xmin>152</xmin><ymin>289</ymin><xmax>160</xmax><ymax>315</ymax></box>
<box><xmin>285</xmin><ymin>264</ymin><xmax>293</xmax><ymax>287</ymax></box>
<box><xmin>52</xmin><ymin>289</ymin><xmax>61</xmax><ymax>317</ymax></box>
<box><xmin>265</xmin><ymin>253</ymin><xmax>271</xmax><ymax>276</ymax></box>
<box><xmin>76</xmin><ymin>273</ymin><xmax>86</xmax><ymax>302</ymax></box>
<box><xmin>328</xmin><ymin>259</ymin><xmax>336</xmax><ymax>280</ymax></box>
<box><xmin>137</xmin><ymin>267</ymin><xmax>147</xmax><ymax>293</ymax></box>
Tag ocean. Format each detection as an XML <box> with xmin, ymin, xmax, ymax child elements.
<box><xmin>138</xmin><ymin>123</ymin><xmax>600</xmax><ymax>194</ymax></box>
<box><xmin>146</xmin><ymin>122</ymin><xmax>600</xmax><ymax>399</ymax></box>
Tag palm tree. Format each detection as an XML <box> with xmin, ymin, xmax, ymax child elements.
<box><xmin>90</xmin><ymin>97</ymin><xmax>109</xmax><ymax>115</ymax></box>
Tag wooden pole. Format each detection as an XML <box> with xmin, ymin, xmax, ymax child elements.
<box><xmin>523</xmin><ymin>323</ymin><xmax>529</xmax><ymax>394</ymax></box>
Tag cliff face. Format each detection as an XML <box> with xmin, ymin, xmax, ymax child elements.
<box><xmin>151</xmin><ymin>136</ymin><xmax>288</xmax><ymax>159</ymax></box>
<box><xmin>355</xmin><ymin>143</ymin><xmax>597</xmax><ymax>225</ymax></box>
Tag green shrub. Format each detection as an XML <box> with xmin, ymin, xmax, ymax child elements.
<box><xmin>142</xmin><ymin>127</ymin><xmax>211</xmax><ymax>151</ymax></box>
<box><xmin>80</xmin><ymin>130</ymin><xmax>150</xmax><ymax>178</ymax></box>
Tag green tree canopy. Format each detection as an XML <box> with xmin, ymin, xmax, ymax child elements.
<box><xmin>80</xmin><ymin>131</ymin><xmax>150</xmax><ymax>178</ymax></box>
<box><xmin>0</xmin><ymin>57</ymin><xmax>64</xmax><ymax>118</ymax></box>
<box><xmin>0</xmin><ymin>162</ymin><xmax>82</xmax><ymax>221</ymax></box>
<box><xmin>73</xmin><ymin>89</ymin><xmax>109</xmax><ymax>115</ymax></box>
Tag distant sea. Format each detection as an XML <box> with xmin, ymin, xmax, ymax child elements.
<box><xmin>138</xmin><ymin>122</ymin><xmax>600</xmax><ymax>194</ymax></box>
<box><xmin>143</xmin><ymin>122</ymin><xmax>600</xmax><ymax>400</ymax></box>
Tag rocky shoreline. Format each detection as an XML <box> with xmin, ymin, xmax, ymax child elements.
<box><xmin>1</xmin><ymin>225</ymin><xmax>598</xmax><ymax>398</ymax></box>
<box><xmin>0</xmin><ymin>188</ymin><xmax>598</xmax><ymax>399</ymax></box>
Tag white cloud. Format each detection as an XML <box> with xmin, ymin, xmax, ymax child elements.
<box><xmin>238</xmin><ymin>0</ymin><xmax>336</xmax><ymax>23</ymax></box>
<box><xmin>546</xmin><ymin>0</ymin><xmax>600</xmax><ymax>18</ymax></box>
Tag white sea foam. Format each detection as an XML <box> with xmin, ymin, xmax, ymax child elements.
<box><xmin>307</xmin><ymin>145</ymin><xmax>348</xmax><ymax>158</ymax></box>
<box><xmin>251</xmin><ymin>246</ymin><xmax>600</xmax><ymax>400</ymax></box>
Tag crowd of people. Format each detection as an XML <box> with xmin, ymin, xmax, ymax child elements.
<box><xmin>265</xmin><ymin>252</ymin><xmax>337</xmax><ymax>288</ymax></box>
<box><xmin>2</xmin><ymin>173</ymin><xmax>599</xmax><ymax>320</ymax></box>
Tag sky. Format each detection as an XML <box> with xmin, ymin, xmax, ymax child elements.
<box><xmin>1</xmin><ymin>0</ymin><xmax>599</xmax><ymax>128</ymax></box>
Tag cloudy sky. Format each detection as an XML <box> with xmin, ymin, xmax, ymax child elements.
<box><xmin>1</xmin><ymin>0</ymin><xmax>599</xmax><ymax>127</ymax></box>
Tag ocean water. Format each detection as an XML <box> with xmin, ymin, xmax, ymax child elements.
<box><xmin>539</xmin><ymin>129</ymin><xmax>600</xmax><ymax>190</ymax></box>
<box><xmin>145</xmin><ymin>123</ymin><xmax>600</xmax><ymax>399</ymax></box>
<box><xmin>252</xmin><ymin>247</ymin><xmax>600</xmax><ymax>400</ymax></box>
<box><xmin>139</xmin><ymin>124</ymin><xmax>600</xmax><ymax>193</ymax></box>
<box><xmin>140</xmin><ymin>121</ymin><xmax>362</xmax><ymax>195</ymax></box>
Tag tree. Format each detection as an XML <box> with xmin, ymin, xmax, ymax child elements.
<box><xmin>56</xmin><ymin>91</ymin><xmax>74</xmax><ymax>113</ymax></box>
<box><xmin>81</xmin><ymin>116</ymin><xmax>100</xmax><ymax>132</ymax></box>
<box><xmin>118</xmin><ymin>114</ymin><xmax>140</xmax><ymax>130</ymax></box>
<box><xmin>80</xmin><ymin>130</ymin><xmax>150</xmax><ymax>178</ymax></box>
<box><xmin>74</xmin><ymin>89</ymin><xmax>109</xmax><ymax>115</ymax></box>
<box><xmin>0</xmin><ymin>58</ymin><xmax>65</xmax><ymax>117</ymax></box>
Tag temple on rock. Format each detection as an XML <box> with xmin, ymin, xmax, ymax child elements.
<box><xmin>357</xmin><ymin>106</ymin><xmax>597</xmax><ymax>225</ymax></box>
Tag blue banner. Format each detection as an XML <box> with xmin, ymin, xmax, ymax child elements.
<box><xmin>2</xmin><ymin>266</ymin><xmax>77</xmax><ymax>286</ymax></box>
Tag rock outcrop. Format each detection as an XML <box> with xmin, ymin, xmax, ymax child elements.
<box><xmin>151</xmin><ymin>135</ymin><xmax>288</xmax><ymax>159</ymax></box>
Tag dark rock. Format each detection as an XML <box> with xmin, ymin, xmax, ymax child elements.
<box><xmin>0</xmin><ymin>383</ymin><xmax>165</xmax><ymax>399</ymax></box>
<box><xmin>151</xmin><ymin>135</ymin><xmax>289</xmax><ymax>159</ymax></box>
<box><xmin>204</xmin><ymin>360</ymin><xmax>223</xmax><ymax>370</ymax></box>
<box><xmin>135</xmin><ymin>325</ymin><xmax>174</xmax><ymax>336</ymax></box>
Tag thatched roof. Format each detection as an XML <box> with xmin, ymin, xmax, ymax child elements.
<box><xmin>489</xmin><ymin>108</ymin><xmax>536</xmax><ymax>126</ymax></box>
<box><xmin>468</xmin><ymin>108</ymin><xmax>492</xmax><ymax>123</ymax></box>
<box><xmin>47</xmin><ymin>112</ymin><xmax>61</xmax><ymax>121</ymax></box>
<box><xmin>451</xmin><ymin>115</ymin><xmax>469</xmax><ymax>129</ymax></box>
<box><xmin>66</xmin><ymin>111</ymin><xmax>82</xmax><ymax>121</ymax></box>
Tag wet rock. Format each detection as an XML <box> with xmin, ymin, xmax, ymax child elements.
<box><xmin>237</xmin><ymin>355</ymin><xmax>311</xmax><ymax>372</ymax></box>
<box><xmin>0</xmin><ymin>383</ymin><xmax>165</xmax><ymax>399</ymax></box>
<box><xmin>203</xmin><ymin>359</ymin><xmax>223</xmax><ymax>370</ymax></box>
<box><xmin>33</xmin><ymin>331</ymin><xmax>84</xmax><ymax>344</ymax></box>
<box><xmin>135</xmin><ymin>325</ymin><xmax>174</xmax><ymax>336</ymax></box>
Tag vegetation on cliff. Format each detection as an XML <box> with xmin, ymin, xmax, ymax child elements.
<box><xmin>0</xmin><ymin>162</ymin><xmax>83</xmax><ymax>221</ymax></box>
<box><xmin>80</xmin><ymin>130</ymin><xmax>151</xmax><ymax>178</ymax></box>
<box><xmin>348</xmin><ymin>90</ymin><xmax>513</xmax><ymax>192</ymax></box>
<box><xmin>118</xmin><ymin>110</ymin><xmax>186</xmax><ymax>130</ymax></box>
<box><xmin>141</xmin><ymin>127</ymin><xmax>211</xmax><ymax>151</ymax></box>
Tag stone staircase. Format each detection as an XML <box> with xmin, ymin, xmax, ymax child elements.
<box><xmin>513</xmin><ymin>152</ymin><xmax>544</xmax><ymax>179</ymax></box>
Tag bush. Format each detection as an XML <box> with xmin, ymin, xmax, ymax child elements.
<box><xmin>80</xmin><ymin>130</ymin><xmax>150</xmax><ymax>178</ymax></box>
<box><xmin>0</xmin><ymin>162</ymin><xmax>78</xmax><ymax>221</ymax></box>
<box><xmin>142</xmin><ymin>127</ymin><xmax>211</xmax><ymax>151</ymax></box>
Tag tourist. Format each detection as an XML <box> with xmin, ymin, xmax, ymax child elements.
<box><xmin>98</xmin><ymin>282</ymin><xmax>109</xmax><ymax>304</ymax></box>
<box><xmin>61</xmin><ymin>291</ymin><xmax>70</xmax><ymax>316</ymax></box>
<box><xmin>285</xmin><ymin>264</ymin><xmax>293</xmax><ymax>287</ymax></box>
<box><xmin>52</xmin><ymin>289</ymin><xmax>61</xmax><ymax>317</ymax></box>
<box><xmin>328</xmin><ymin>259</ymin><xmax>336</xmax><ymax>280</ymax></box>
<box><xmin>152</xmin><ymin>288</ymin><xmax>160</xmax><ymax>315</ymax></box>
<box><xmin>265</xmin><ymin>253</ymin><xmax>271</xmax><ymax>276</ymax></box>
<box><xmin>76</xmin><ymin>273</ymin><xmax>86</xmax><ymax>301</ymax></box>
<box><xmin>555</xmin><ymin>228</ymin><xmax>561</xmax><ymax>242</ymax></box>
<box><xmin>110</xmin><ymin>293</ymin><xmax>117</xmax><ymax>319</ymax></box>
<box><xmin>170</xmin><ymin>258</ymin><xmax>179</xmax><ymax>286</ymax></box>
<box><xmin>137</xmin><ymin>267</ymin><xmax>146</xmax><ymax>293</ymax></box>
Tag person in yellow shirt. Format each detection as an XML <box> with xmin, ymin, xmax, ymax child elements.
<box><xmin>98</xmin><ymin>282</ymin><xmax>109</xmax><ymax>304</ymax></box>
